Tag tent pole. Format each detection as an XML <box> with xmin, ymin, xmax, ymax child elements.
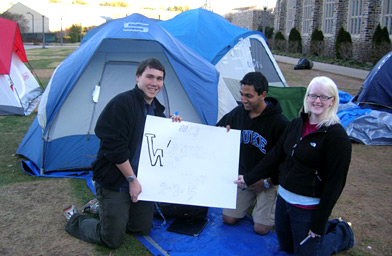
<box><xmin>40</xmin><ymin>129</ymin><xmax>48</xmax><ymax>175</ymax></box>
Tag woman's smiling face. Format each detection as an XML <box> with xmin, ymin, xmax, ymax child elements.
<box><xmin>306</xmin><ymin>83</ymin><xmax>335</xmax><ymax>119</ymax></box>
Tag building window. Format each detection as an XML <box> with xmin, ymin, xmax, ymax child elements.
<box><xmin>286</xmin><ymin>0</ymin><xmax>296</xmax><ymax>35</ymax></box>
<box><xmin>303</xmin><ymin>0</ymin><xmax>312</xmax><ymax>34</ymax></box>
<box><xmin>383</xmin><ymin>0</ymin><xmax>392</xmax><ymax>35</ymax></box>
<box><xmin>323</xmin><ymin>0</ymin><xmax>334</xmax><ymax>34</ymax></box>
<box><xmin>349</xmin><ymin>0</ymin><xmax>363</xmax><ymax>35</ymax></box>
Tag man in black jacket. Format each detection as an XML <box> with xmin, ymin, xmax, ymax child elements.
<box><xmin>217</xmin><ymin>72</ymin><xmax>288</xmax><ymax>235</ymax></box>
<box><xmin>63</xmin><ymin>58</ymin><xmax>182</xmax><ymax>248</ymax></box>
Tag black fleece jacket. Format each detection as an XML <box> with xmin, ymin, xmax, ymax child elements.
<box><xmin>216</xmin><ymin>97</ymin><xmax>288</xmax><ymax>177</ymax></box>
<box><xmin>244</xmin><ymin>112</ymin><xmax>352</xmax><ymax>235</ymax></box>
<box><xmin>92</xmin><ymin>85</ymin><xmax>165</xmax><ymax>191</ymax></box>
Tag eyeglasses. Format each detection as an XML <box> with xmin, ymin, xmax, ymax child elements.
<box><xmin>307</xmin><ymin>94</ymin><xmax>334</xmax><ymax>101</ymax></box>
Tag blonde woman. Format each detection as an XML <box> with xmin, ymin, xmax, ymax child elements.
<box><xmin>236</xmin><ymin>76</ymin><xmax>355</xmax><ymax>255</ymax></box>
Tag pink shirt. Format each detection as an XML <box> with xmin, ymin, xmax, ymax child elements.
<box><xmin>302</xmin><ymin>118</ymin><xmax>318</xmax><ymax>138</ymax></box>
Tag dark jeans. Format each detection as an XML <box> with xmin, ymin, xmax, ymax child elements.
<box><xmin>275</xmin><ymin>195</ymin><xmax>355</xmax><ymax>256</ymax></box>
<box><xmin>65</xmin><ymin>186</ymin><xmax>154</xmax><ymax>249</ymax></box>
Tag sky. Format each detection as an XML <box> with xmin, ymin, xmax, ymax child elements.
<box><xmin>1</xmin><ymin>0</ymin><xmax>277</xmax><ymax>31</ymax></box>
<box><xmin>1</xmin><ymin>0</ymin><xmax>276</xmax><ymax>15</ymax></box>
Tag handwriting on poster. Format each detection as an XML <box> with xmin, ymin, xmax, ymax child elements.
<box><xmin>137</xmin><ymin>116</ymin><xmax>240</xmax><ymax>209</ymax></box>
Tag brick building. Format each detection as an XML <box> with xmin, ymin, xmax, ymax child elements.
<box><xmin>273</xmin><ymin>0</ymin><xmax>392</xmax><ymax>60</ymax></box>
<box><xmin>226</xmin><ymin>6</ymin><xmax>274</xmax><ymax>31</ymax></box>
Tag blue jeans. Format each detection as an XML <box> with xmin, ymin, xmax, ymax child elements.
<box><xmin>275</xmin><ymin>195</ymin><xmax>355</xmax><ymax>256</ymax></box>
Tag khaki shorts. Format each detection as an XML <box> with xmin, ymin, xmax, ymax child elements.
<box><xmin>223</xmin><ymin>186</ymin><xmax>277</xmax><ymax>226</ymax></box>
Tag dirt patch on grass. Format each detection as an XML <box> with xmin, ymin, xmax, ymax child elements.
<box><xmin>0</xmin><ymin>179</ymin><xmax>94</xmax><ymax>255</ymax></box>
<box><xmin>334</xmin><ymin>144</ymin><xmax>392</xmax><ymax>255</ymax></box>
<box><xmin>34</xmin><ymin>69</ymin><xmax>56</xmax><ymax>79</ymax></box>
<box><xmin>27</xmin><ymin>55</ymin><xmax>65</xmax><ymax>60</ymax></box>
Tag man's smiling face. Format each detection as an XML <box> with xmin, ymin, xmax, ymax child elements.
<box><xmin>136</xmin><ymin>66</ymin><xmax>164</xmax><ymax>104</ymax></box>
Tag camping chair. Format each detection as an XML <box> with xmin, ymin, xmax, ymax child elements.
<box><xmin>268</xmin><ymin>86</ymin><xmax>306</xmax><ymax>120</ymax></box>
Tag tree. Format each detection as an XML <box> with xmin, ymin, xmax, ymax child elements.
<box><xmin>257</xmin><ymin>25</ymin><xmax>273</xmax><ymax>39</ymax></box>
<box><xmin>371</xmin><ymin>24</ymin><xmax>392</xmax><ymax>64</ymax></box>
<box><xmin>72</xmin><ymin>0</ymin><xmax>88</xmax><ymax>5</ymax></box>
<box><xmin>68</xmin><ymin>24</ymin><xmax>82</xmax><ymax>43</ymax></box>
<box><xmin>310</xmin><ymin>28</ymin><xmax>325</xmax><ymax>56</ymax></box>
<box><xmin>140</xmin><ymin>7</ymin><xmax>155</xmax><ymax>10</ymax></box>
<box><xmin>381</xmin><ymin>27</ymin><xmax>391</xmax><ymax>43</ymax></box>
<box><xmin>167</xmin><ymin>6</ymin><xmax>190</xmax><ymax>12</ymax></box>
<box><xmin>274</xmin><ymin>31</ymin><xmax>285</xmax><ymax>40</ymax></box>
<box><xmin>99</xmin><ymin>1</ymin><xmax>128</xmax><ymax>7</ymax></box>
<box><xmin>273</xmin><ymin>31</ymin><xmax>286</xmax><ymax>51</ymax></box>
<box><xmin>371</xmin><ymin>24</ymin><xmax>391</xmax><ymax>45</ymax></box>
<box><xmin>335</xmin><ymin>27</ymin><xmax>352</xmax><ymax>59</ymax></box>
<box><xmin>0</xmin><ymin>11</ymin><xmax>29</xmax><ymax>33</ymax></box>
<box><xmin>288</xmin><ymin>27</ymin><xmax>302</xmax><ymax>53</ymax></box>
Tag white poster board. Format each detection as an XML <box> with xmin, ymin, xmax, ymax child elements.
<box><xmin>137</xmin><ymin>115</ymin><xmax>241</xmax><ymax>209</ymax></box>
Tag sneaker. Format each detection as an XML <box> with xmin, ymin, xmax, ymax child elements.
<box><xmin>346</xmin><ymin>221</ymin><xmax>355</xmax><ymax>248</ymax></box>
<box><xmin>338</xmin><ymin>217</ymin><xmax>352</xmax><ymax>228</ymax></box>
<box><xmin>81</xmin><ymin>198</ymin><xmax>99</xmax><ymax>214</ymax></box>
<box><xmin>338</xmin><ymin>217</ymin><xmax>355</xmax><ymax>249</ymax></box>
<box><xmin>63</xmin><ymin>205</ymin><xmax>78</xmax><ymax>221</ymax></box>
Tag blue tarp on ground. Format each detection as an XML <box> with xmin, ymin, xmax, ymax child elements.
<box><xmin>337</xmin><ymin>104</ymin><xmax>372</xmax><ymax>128</ymax></box>
<box><xmin>339</xmin><ymin>90</ymin><xmax>354</xmax><ymax>105</ymax></box>
<box><xmin>136</xmin><ymin>207</ymin><xmax>290</xmax><ymax>256</ymax></box>
<box><xmin>338</xmin><ymin>91</ymin><xmax>392</xmax><ymax>145</ymax></box>
<box><xmin>21</xmin><ymin>160</ymin><xmax>96</xmax><ymax>194</ymax></box>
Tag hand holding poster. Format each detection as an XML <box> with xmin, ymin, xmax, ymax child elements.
<box><xmin>137</xmin><ymin>116</ymin><xmax>241</xmax><ymax>209</ymax></box>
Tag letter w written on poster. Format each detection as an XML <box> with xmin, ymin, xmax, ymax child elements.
<box><xmin>137</xmin><ymin>115</ymin><xmax>241</xmax><ymax>209</ymax></box>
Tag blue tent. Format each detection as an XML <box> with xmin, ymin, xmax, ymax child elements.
<box><xmin>336</xmin><ymin>51</ymin><xmax>392</xmax><ymax>145</ymax></box>
<box><xmin>17</xmin><ymin>13</ymin><xmax>219</xmax><ymax>173</ymax></box>
<box><xmin>352</xmin><ymin>51</ymin><xmax>392</xmax><ymax>113</ymax></box>
<box><xmin>159</xmin><ymin>8</ymin><xmax>269</xmax><ymax>65</ymax></box>
<box><xmin>159</xmin><ymin>9</ymin><xmax>290</xmax><ymax>120</ymax></box>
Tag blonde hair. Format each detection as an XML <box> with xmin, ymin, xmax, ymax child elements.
<box><xmin>303</xmin><ymin>76</ymin><xmax>340</xmax><ymax>127</ymax></box>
